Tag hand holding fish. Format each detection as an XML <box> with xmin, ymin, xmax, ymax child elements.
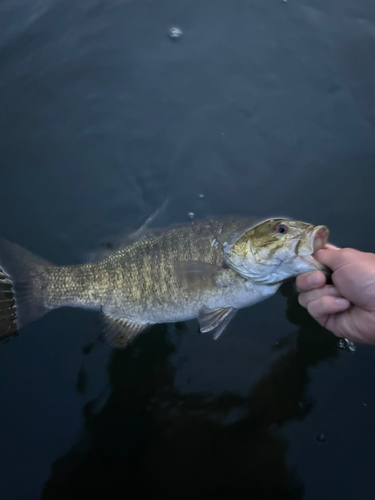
<box><xmin>297</xmin><ymin>246</ymin><xmax>375</xmax><ymax>344</ymax></box>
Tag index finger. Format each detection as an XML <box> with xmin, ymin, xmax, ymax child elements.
<box><xmin>296</xmin><ymin>271</ymin><xmax>326</xmax><ymax>293</ymax></box>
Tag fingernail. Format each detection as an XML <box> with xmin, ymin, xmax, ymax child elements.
<box><xmin>335</xmin><ymin>298</ymin><xmax>349</xmax><ymax>308</ymax></box>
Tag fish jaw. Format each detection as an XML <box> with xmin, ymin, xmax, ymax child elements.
<box><xmin>297</xmin><ymin>254</ymin><xmax>326</xmax><ymax>272</ymax></box>
<box><xmin>310</xmin><ymin>225</ymin><xmax>329</xmax><ymax>253</ymax></box>
<box><xmin>293</xmin><ymin>225</ymin><xmax>329</xmax><ymax>272</ymax></box>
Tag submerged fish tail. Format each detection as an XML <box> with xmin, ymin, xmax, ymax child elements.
<box><xmin>0</xmin><ymin>238</ymin><xmax>53</xmax><ymax>339</ymax></box>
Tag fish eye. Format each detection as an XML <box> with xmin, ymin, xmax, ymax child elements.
<box><xmin>275</xmin><ymin>224</ymin><xmax>288</xmax><ymax>234</ymax></box>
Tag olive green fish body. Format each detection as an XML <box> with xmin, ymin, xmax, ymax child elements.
<box><xmin>43</xmin><ymin>217</ymin><xmax>268</xmax><ymax>321</ymax></box>
<box><xmin>0</xmin><ymin>216</ymin><xmax>328</xmax><ymax>346</ymax></box>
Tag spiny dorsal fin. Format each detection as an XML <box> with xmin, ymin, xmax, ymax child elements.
<box><xmin>128</xmin><ymin>198</ymin><xmax>169</xmax><ymax>241</ymax></box>
<box><xmin>86</xmin><ymin>200</ymin><xmax>170</xmax><ymax>261</ymax></box>
<box><xmin>198</xmin><ymin>306</ymin><xmax>237</xmax><ymax>340</ymax></box>
<box><xmin>101</xmin><ymin>311</ymin><xmax>149</xmax><ymax>348</ymax></box>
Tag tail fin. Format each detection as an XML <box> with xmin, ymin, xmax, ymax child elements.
<box><xmin>0</xmin><ymin>238</ymin><xmax>52</xmax><ymax>340</ymax></box>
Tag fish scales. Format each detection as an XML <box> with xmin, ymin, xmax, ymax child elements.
<box><xmin>42</xmin><ymin>217</ymin><xmax>252</xmax><ymax>315</ymax></box>
<box><xmin>0</xmin><ymin>216</ymin><xmax>329</xmax><ymax>345</ymax></box>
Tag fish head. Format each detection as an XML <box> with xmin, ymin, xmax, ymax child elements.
<box><xmin>223</xmin><ymin>218</ymin><xmax>329</xmax><ymax>284</ymax></box>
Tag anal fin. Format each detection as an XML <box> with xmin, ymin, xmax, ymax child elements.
<box><xmin>198</xmin><ymin>306</ymin><xmax>237</xmax><ymax>340</ymax></box>
<box><xmin>101</xmin><ymin>312</ymin><xmax>149</xmax><ymax>348</ymax></box>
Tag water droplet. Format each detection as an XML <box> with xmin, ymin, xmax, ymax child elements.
<box><xmin>198</xmin><ymin>193</ymin><xmax>205</xmax><ymax>199</ymax></box>
<box><xmin>188</xmin><ymin>212</ymin><xmax>195</xmax><ymax>219</ymax></box>
<box><xmin>168</xmin><ymin>27</ymin><xmax>183</xmax><ymax>40</ymax></box>
<box><xmin>338</xmin><ymin>338</ymin><xmax>356</xmax><ymax>353</ymax></box>
<box><xmin>316</xmin><ymin>433</ymin><xmax>326</xmax><ymax>442</ymax></box>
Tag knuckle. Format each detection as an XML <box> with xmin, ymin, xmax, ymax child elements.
<box><xmin>307</xmin><ymin>300</ymin><xmax>318</xmax><ymax>317</ymax></box>
<box><xmin>320</xmin><ymin>296</ymin><xmax>331</xmax><ymax>310</ymax></box>
<box><xmin>307</xmin><ymin>296</ymin><xmax>331</xmax><ymax>317</ymax></box>
<box><xmin>298</xmin><ymin>293</ymin><xmax>307</xmax><ymax>308</ymax></box>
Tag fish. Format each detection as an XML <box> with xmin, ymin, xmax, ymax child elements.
<box><xmin>0</xmin><ymin>216</ymin><xmax>329</xmax><ymax>347</ymax></box>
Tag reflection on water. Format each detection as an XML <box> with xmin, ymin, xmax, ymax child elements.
<box><xmin>42</xmin><ymin>286</ymin><xmax>339</xmax><ymax>499</ymax></box>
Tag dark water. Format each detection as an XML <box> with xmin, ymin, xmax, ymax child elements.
<box><xmin>1</xmin><ymin>0</ymin><xmax>375</xmax><ymax>498</ymax></box>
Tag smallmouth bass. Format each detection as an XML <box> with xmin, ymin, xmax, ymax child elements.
<box><xmin>0</xmin><ymin>216</ymin><xmax>328</xmax><ymax>347</ymax></box>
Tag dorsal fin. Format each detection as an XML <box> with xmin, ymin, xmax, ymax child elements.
<box><xmin>87</xmin><ymin>200</ymin><xmax>170</xmax><ymax>261</ymax></box>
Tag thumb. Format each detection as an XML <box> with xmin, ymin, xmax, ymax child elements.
<box><xmin>324</xmin><ymin>244</ymin><xmax>340</xmax><ymax>250</ymax></box>
<box><xmin>314</xmin><ymin>247</ymin><xmax>358</xmax><ymax>272</ymax></box>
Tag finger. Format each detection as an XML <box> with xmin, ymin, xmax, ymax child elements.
<box><xmin>296</xmin><ymin>271</ymin><xmax>326</xmax><ymax>293</ymax></box>
<box><xmin>324</xmin><ymin>244</ymin><xmax>340</xmax><ymax>250</ymax></box>
<box><xmin>314</xmin><ymin>248</ymin><xmax>360</xmax><ymax>271</ymax></box>
<box><xmin>306</xmin><ymin>296</ymin><xmax>350</xmax><ymax>318</ymax></box>
<box><xmin>298</xmin><ymin>285</ymin><xmax>342</xmax><ymax>308</ymax></box>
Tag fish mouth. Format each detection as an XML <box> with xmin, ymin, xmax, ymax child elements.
<box><xmin>297</xmin><ymin>225</ymin><xmax>329</xmax><ymax>271</ymax></box>
<box><xmin>295</xmin><ymin>225</ymin><xmax>329</xmax><ymax>256</ymax></box>
<box><xmin>310</xmin><ymin>225</ymin><xmax>329</xmax><ymax>252</ymax></box>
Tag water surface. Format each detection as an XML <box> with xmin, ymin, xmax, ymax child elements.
<box><xmin>1</xmin><ymin>0</ymin><xmax>375</xmax><ymax>498</ymax></box>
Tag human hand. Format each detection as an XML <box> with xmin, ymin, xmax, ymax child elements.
<box><xmin>296</xmin><ymin>245</ymin><xmax>375</xmax><ymax>344</ymax></box>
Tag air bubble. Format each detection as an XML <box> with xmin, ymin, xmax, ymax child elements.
<box><xmin>168</xmin><ymin>27</ymin><xmax>183</xmax><ymax>40</ymax></box>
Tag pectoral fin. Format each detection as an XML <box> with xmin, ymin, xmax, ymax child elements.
<box><xmin>198</xmin><ymin>306</ymin><xmax>237</xmax><ymax>340</ymax></box>
<box><xmin>174</xmin><ymin>261</ymin><xmax>224</xmax><ymax>290</ymax></box>
<box><xmin>101</xmin><ymin>311</ymin><xmax>150</xmax><ymax>348</ymax></box>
